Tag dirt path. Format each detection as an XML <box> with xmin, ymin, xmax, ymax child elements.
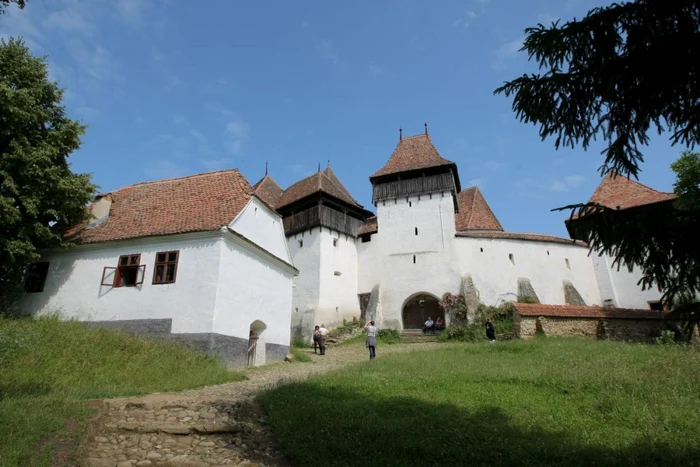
<box><xmin>81</xmin><ymin>342</ymin><xmax>444</xmax><ymax>467</ymax></box>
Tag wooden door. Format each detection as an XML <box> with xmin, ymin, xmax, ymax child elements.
<box><xmin>402</xmin><ymin>295</ymin><xmax>444</xmax><ymax>329</ymax></box>
<box><xmin>247</xmin><ymin>331</ymin><xmax>258</xmax><ymax>366</ymax></box>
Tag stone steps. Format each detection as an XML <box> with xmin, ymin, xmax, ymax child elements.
<box><xmin>401</xmin><ymin>331</ymin><xmax>440</xmax><ymax>344</ymax></box>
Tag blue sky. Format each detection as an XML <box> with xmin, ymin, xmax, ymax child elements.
<box><xmin>0</xmin><ymin>0</ymin><xmax>682</xmax><ymax>238</ymax></box>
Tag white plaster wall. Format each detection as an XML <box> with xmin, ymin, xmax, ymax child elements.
<box><xmin>213</xmin><ymin>234</ymin><xmax>294</xmax><ymax>346</ymax></box>
<box><xmin>591</xmin><ymin>253</ymin><xmax>619</xmax><ymax>306</ymax></box>
<box><xmin>229</xmin><ymin>197</ymin><xmax>291</xmax><ymax>263</ymax></box>
<box><xmin>594</xmin><ymin>252</ymin><xmax>663</xmax><ymax>309</ymax></box>
<box><xmin>373</xmin><ymin>193</ymin><xmax>460</xmax><ymax>329</ymax></box>
<box><xmin>357</xmin><ymin>233</ymin><xmax>380</xmax><ymax>294</ymax></box>
<box><xmin>287</xmin><ymin>228</ymin><xmax>321</xmax><ymax>327</ymax></box>
<box><xmin>454</xmin><ymin>237</ymin><xmax>602</xmax><ymax>307</ymax></box>
<box><xmin>20</xmin><ymin>233</ymin><xmax>222</xmax><ymax>333</ymax></box>
<box><xmin>317</xmin><ymin>229</ymin><xmax>360</xmax><ymax>328</ymax></box>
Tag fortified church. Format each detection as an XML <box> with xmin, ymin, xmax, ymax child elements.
<box><xmin>253</xmin><ymin>126</ymin><xmax>668</xmax><ymax>341</ymax></box>
<box><xmin>19</xmin><ymin>126</ymin><xmax>671</xmax><ymax>366</ymax></box>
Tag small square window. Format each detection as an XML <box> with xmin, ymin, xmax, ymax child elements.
<box><xmin>333</xmin><ymin>238</ymin><xmax>338</xmax><ymax>247</ymax></box>
<box><xmin>299</xmin><ymin>240</ymin><xmax>304</xmax><ymax>248</ymax></box>
<box><xmin>24</xmin><ymin>262</ymin><xmax>49</xmax><ymax>293</ymax></box>
<box><xmin>153</xmin><ymin>250</ymin><xmax>179</xmax><ymax>285</ymax></box>
<box><xmin>565</xmin><ymin>258</ymin><xmax>571</xmax><ymax>270</ymax></box>
<box><xmin>509</xmin><ymin>253</ymin><xmax>515</xmax><ymax>266</ymax></box>
<box><xmin>361</xmin><ymin>234</ymin><xmax>371</xmax><ymax>243</ymax></box>
<box><xmin>115</xmin><ymin>254</ymin><xmax>143</xmax><ymax>287</ymax></box>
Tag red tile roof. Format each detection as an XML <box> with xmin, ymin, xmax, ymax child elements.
<box><xmin>253</xmin><ymin>175</ymin><xmax>284</xmax><ymax>207</ymax></box>
<box><xmin>370</xmin><ymin>134</ymin><xmax>456</xmax><ymax>179</ymax></box>
<box><xmin>276</xmin><ymin>169</ymin><xmax>363</xmax><ymax>210</ymax></box>
<box><xmin>359</xmin><ymin>216</ymin><xmax>378</xmax><ymax>235</ymax></box>
<box><xmin>66</xmin><ymin>170</ymin><xmax>255</xmax><ymax>244</ymax></box>
<box><xmin>455</xmin><ymin>187</ymin><xmax>504</xmax><ymax>231</ymax></box>
<box><xmin>513</xmin><ymin>303</ymin><xmax>667</xmax><ymax>320</ymax></box>
<box><xmin>456</xmin><ymin>231</ymin><xmax>587</xmax><ymax>247</ymax></box>
<box><xmin>588</xmin><ymin>174</ymin><xmax>676</xmax><ymax>210</ymax></box>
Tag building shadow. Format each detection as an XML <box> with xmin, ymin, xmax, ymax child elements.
<box><xmin>257</xmin><ymin>383</ymin><xmax>699</xmax><ymax>467</ymax></box>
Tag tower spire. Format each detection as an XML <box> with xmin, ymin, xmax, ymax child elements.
<box><xmin>265</xmin><ymin>160</ymin><xmax>268</xmax><ymax>176</ymax></box>
<box><xmin>318</xmin><ymin>162</ymin><xmax>321</xmax><ymax>172</ymax></box>
<box><xmin>327</xmin><ymin>159</ymin><xmax>330</xmax><ymax>169</ymax></box>
<box><xmin>424</xmin><ymin>122</ymin><xmax>429</xmax><ymax>136</ymax></box>
<box><xmin>399</xmin><ymin>127</ymin><xmax>403</xmax><ymax>141</ymax></box>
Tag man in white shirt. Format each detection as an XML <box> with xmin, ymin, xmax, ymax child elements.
<box><xmin>364</xmin><ymin>320</ymin><xmax>377</xmax><ymax>360</ymax></box>
<box><xmin>318</xmin><ymin>324</ymin><xmax>328</xmax><ymax>355</ymax></box>
<box><xmin>424</xmin><ymin>317</ymin><xmax>435</xmax><ymax>334</ymax></box>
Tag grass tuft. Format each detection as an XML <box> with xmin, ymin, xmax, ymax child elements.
<box><xmin>0</xmin><ymin>315</ymin><xmax>243</xmax><ymax>466</ymax></box>
<box><xmin>258</xmin><ymin>338</ymin><xmax>700</xmax><ymax>467</ymax></box>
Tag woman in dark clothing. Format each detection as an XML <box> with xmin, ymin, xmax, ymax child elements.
<box><xmin>312</xmin><ymin>325</ymin><xmax>320</xmax><ymax>354</ymax></box>
<box><xmin>485</xmin><ymin>319</ymin><xmax>496</xmax><ymax>343</ymax></box>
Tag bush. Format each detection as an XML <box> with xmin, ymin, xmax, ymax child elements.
<box><xmin>653</xmin><ymin>330</ymin><xmax>678</xmax><ymax>345</ymax></box>
<box><xmin>289</xmin><ymin>347</ymin><xmax>312</xmax><ymax>362</ymax></box>
<box><xmin>291</xmin><ymin>337</ymin><xmax>308</xmax><ymax>349</ymax></box>
<box><xmin>377</xmin><ymin>329</ymin><xmax>402</xmax><ymax>344</ymax></box>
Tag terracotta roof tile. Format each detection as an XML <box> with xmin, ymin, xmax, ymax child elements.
<box><xmin>359</xmin><ymin>216</ymin><xmax>378</xmax><ymax>235</ymax></box>
<box><xmin>323</xmin><ymin>167</ymin><xmax>361</xmax><ymax>205</ymax></box>
<box><xmin>588</xmin><ymin>174</ymin><xmax>676</xmax><ymax>210</ymax></box>
<box><xmin>456</xmin><ymin>231</ymin><xmax>588</xmax><ymax>247</ymax></box>
<box><xmin>276</xmin><ymin>170</ymin><xmax>362</xmax><ymax>210</ymax></box>
<box><xmin>370</xmin><ymin>134</ymin><xmax>456</xmax><ymax>179</ymax></box>
<box><xmin>455</xmin><ymin>187</ymin><xmax>504</xmax><ymax>231</ymax></box>
<box><xmin>253</xmin><ymin>175</ymin><xmax>284</xmax><ymax>207</ymax></box>
<box><xmin>66</xmin><ymin>170</ymin><xmax>255</xmax><ymax>244</ymax></box>
<box><xmin>513</xmin><ymin>303</ymin><xmax>667</xmax><ymax>320</ymax></box>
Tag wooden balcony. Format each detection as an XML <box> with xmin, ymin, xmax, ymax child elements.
<box><xmin>372</xmin><ymin>172</ymin><xmax>457</xmax><ymax>204</ymax></box>
<box><xmin>283</xmin><ymin>205</ymin><xmax>365</xmax><ymax>237</ymax></box>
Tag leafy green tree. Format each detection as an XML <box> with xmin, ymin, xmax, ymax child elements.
<box><xmin>0</xmin><ymin>38</ymin><xmax>96</xmax><ymax>313</ymax></box>
<box><xmin>671</xmin><ymin>151</ymin><xmax>700</xmax><ymax>212</ymax></box>
<box><xmin>494</xmin><ymin>0</ymin><xmax>700</xmax><ymax>334</ymax></box>
<box><xmin>0</xmin><ymin>0</ymin><xmax>26</xmax><ymax>15</ymax></box>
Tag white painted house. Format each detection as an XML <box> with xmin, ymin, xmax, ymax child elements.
<box><xmin>251</xmin><ymin>127</ymin><xmax>670</xmax><ymax>339</ymax></box>
<box><xmin>20</xmin><ymin>170</ymin><xmax>297</xmax><ymax>367</ymax></box>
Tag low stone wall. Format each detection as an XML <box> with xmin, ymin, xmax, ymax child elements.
<box><xmin>512</xmin><ymin>303</ymin><xmax>675</xmax><ymax>342</ymax></box>
<box><xmin>83</xmin><ymin>319</ymin><xmax>287</xmax><ymax>368</ymax></box>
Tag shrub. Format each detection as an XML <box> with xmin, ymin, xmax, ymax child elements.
<box><xmin>437</xmin><ymin>323</ymin><xmax>485</xmax><ymax>343</ymax></box>
<box><xmin>291</xmin><ymin>337</ymin><xmax>308</xmax><ymax>349</ymax></box>
<box><xmin>653</xmin><ymin>330</ymin><xmax>678</xmax><ymax>345</ymax></box>
<box><xmin>377</xmin><ymin>329</ymin><xmax>402</xmax><ymax>344</ymax></box>
<box><xmin>439</xmin><ymin>293</ymin><xmax>469</xmax><ymax>321</ymax></box>
<box><xmin>290</xmin><ymin>347</ymin><xmax>312</xmax><ymax>362</ymax></box>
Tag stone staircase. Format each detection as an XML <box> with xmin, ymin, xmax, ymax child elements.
<box><xmin>400</xmin><ymin>329</ymin><xmax>440</xmax><ymax>344</ymax></box>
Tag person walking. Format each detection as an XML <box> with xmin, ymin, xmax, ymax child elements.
<box><xmin>364</xmin><ymin>320</ymin><xmax>378</xmax><ymax>360</ymax></box>
<box><xmin>485</xmin><ymin>319</ymin><xmax>496</xmax><ymax>343</ymax></box>
<box><xmin>312</xmin><ymin>325</ymin><xmax>320</xmax><ymax>354</ymax></box>
<box><xmin>318</xmin><ymin>324</ymin><xmax>329</xmax><ymax>355</ymax></box>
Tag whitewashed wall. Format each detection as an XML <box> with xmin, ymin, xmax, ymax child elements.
<box><xmin>213</xmin><ymin>233</ymin><xmax>294</xmax><ymax>347</ymax></box>
<box><xmin>317</xmin><ymin>228</ymin><xmax>360</xmax><ymax>328</ymax></box>
<box><xmin>592</xmin><ymin>253</ymin><xmax>662</xmax><ymax>309</ymax></box>
<box><xmin>372</xmin><ymin>193</ymin><xmax>460</xmax><ymax>329</ymax></box>
<box><xmin>287</xmin><ymin>228</ymin><xmax>322</xmax><ymax>334</ymax></box>
<box><xmin>357</xmin><ymin>232</ymin><xmax>380</xmax><ymax>294</ymax></box>
<box><xmin>455</xmin><ymin>237</ymin><xmax>602</xmax><ymax>307</ymax></box>
<box><xmin>229</xmin><ymin>197</ymin><xmax>291</xmax><ymax>263</ymax></box>
<box><xmin>20</xmin><ymin>233</ymin><xmax>222</xmax><ymax>333</ymax></box>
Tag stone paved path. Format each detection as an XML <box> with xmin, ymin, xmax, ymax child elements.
<box><xmin>82</xmin><ymin>342</ymin><xmax>445</xmax><ymax>467</ymax></box>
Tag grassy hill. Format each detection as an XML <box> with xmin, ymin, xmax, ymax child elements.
<box><xmin>0</xmin><ymin>316</ymin><xmax>243</xmax><ymax>466</ymax></box>
<box><xmin>258</xmin><ymin>338</ymin><xmax>700</xmax><ymax>467</ymax></box>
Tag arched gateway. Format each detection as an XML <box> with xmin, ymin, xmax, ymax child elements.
<box><xmin>402</xmin><ymin>293</ymin><xmax>445</xmax><ymax>330</ymax></box>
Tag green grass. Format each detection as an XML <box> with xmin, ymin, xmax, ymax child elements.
<box><xmin>0</xmin><ymin>316</ymin><xmax>243</xmax><ymax>466</ymax></box>
<box><xmin>290</xmin><ymin>346</ymin><xmax>313</xmax><ymax>363</ymax></box>
<box><xmin>337</xmin><ymin>329</ymin><xmax>402</xmax><ymax>346</ymax></box>
<box><xmin>258</xmin><ymin>338</ymin><xmax>700</xmax><ymax>467</ymax></box>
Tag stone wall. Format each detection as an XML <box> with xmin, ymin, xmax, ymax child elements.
<box><xmin>514</xmin><ymin>314</ymin><xmax>671</xmax><ymax>342</ymax></box>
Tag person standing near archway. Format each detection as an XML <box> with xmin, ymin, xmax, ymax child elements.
<box><xmin>318</xmin><ymin>324</ymin><xmax>328</xmax><ymax>355</ymax></box>
<box><xmin>364</xmin><ymin>320</ymin><xmax>377</xmax><ymax>360</ymax></box>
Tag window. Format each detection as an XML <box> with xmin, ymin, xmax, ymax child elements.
<box><xmin>409</xmin><ymin>201</ymin><xmax>412</xmax><ymax>207</ymax></box>
<box><xmin>101</xmin><ymin>254</ymin><xmax>145</xmax><ymax>287</ymax></box>
<box><xmin>361</xmin><ymin>234</ymin><xmax>372</xmax><ymax>243</ymax></box>
<box><xmin>565</xmin><ymin>258</ymin><xmax>571</xmax><ymax>270</ymax></box>
<box><xmin>153</xmin><ymin>250</ymin><xmax>179</xmax><ymax>284</ymax></box>
<box><xmin>509</xmin><ymin>253</ymin><xmax>515</xmax><ymax>266</ymax></box>
<box><xmin>414</xmin><ymin>227</ymin><xmax>418</xmax><ymax>235</ymax></box>
<box><xmin>298</xmin><ymin>239</ymin><xmax>304</xmax><ymax>248</ymax></box>
<box><xmin>333</xmin><ymin>238</ymin><xmax>338</xmax><ymax>247</ymax></box>
<box><xmin>413</xmin><ymin>255</ymin><xmax>416</xmax><ymax>264</ymax></box>
<box><xmin>648</xmin><ymin>301</ymin><xmax>665</xmax><ymax>311</ymax></box>
<box><xmin>24</xmin><ymin>262</ymin><xmax>49</xmax><ymax>293</ymax></box>
<box><xmin>547</xmin><ymin>250</ymin><xmax>550</xmax><ymax>255</ymax></box>
<box><xmin>480</xmin><ymin>247</ymin><xmax>483</xmax><ymax>253</ymax></box>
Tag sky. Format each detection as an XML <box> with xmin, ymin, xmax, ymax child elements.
<box><xmin>0</xmin><ymin>0</ymin><xmax>683</xmax><ymax>238</ymax></box>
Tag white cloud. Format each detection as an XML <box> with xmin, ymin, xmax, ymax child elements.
<box><xmin>224</xmin><ymin>119</ymin><xmax>250</xmax><ymax>156</ymax></box>
<box><xmin>0</xmin><ymin>4</ymin><xmax>43</xmax><ymax>50</ymax></box>
<box><xmin>202</xmin><ymin>158</ymin><xmax>234</xmax><ymax>171</ymax></box>
<box><xmin>144</xmin><ymin>160</ymin><xmax>188</xmax><ymax>180</ymax></box>
<box><xmin>452</xmin><ymin>11</ymin><xmax>478</xmax><ymax>28</ymax></box>
<box><xmin>564</xmin><ymin>175</ymin><xmax>586</xmax><ymax>188</ymax></box>
<box><xmin>116</xmin><ymin>0</ymin><xmax>146</xmax><ymax>26</ymax></box>
<box><xmin>42</xmin><ymin>8</ymin><xmax>94</xmax><ymax>35</ymax></box>
<box><xmin>317</xmin><ymin>39</ymin><xmax>339</xmax><ymax>65</ymax></box>
<box><xmin>518</xmin><ymin>175</ymin><xmax>586</xmax><ymax>193</ymax></box>
<box><xmin>492</xmin><ymin>37</ymin><xmax>524</xmax><ymax>71</ymax></box>
<box><xmin>65</xmin><ymin>38</ymin><xmax>117</xmax><ymax>81</ymax></box>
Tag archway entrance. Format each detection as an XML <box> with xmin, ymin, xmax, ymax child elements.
<box><xmin>247</xmin><ymin>320</ymin><xmax>267</xmax><ymax>366</ymax></box>
<box><xmin>402</xmin><ymin>294</ymin><xmax>444</xmax><ymax>330</ymax></box>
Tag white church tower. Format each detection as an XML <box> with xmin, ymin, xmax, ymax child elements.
<box><xmin>360</xmin><ymin>125</ymin><xmax>463</xmax><ymax>330</ymax></box>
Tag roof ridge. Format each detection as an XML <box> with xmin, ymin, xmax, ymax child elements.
<box><xmin>111</xmin><ymin>169</ymin><xmax>243</xmax><ymax>193</ymax></box>
<box><xmin>609</xmin><ymin>173</ymin><xmax>675</xmax><ymax>196</ymax></box>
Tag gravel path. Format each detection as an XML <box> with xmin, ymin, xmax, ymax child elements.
<box><xmin>81</xmin><ymin>342</ymin><xmax>445</xmax><ymax>467</ymax></box>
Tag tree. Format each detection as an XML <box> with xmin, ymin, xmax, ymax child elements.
<box><xmin>0</xmin><ymin>0</ymin><xmax>26</xmax><ymax>15</ymax></box>
<box><xmin>0</xmin><ymin>38</ymin><xmax>96</xmax><ymax>313</ymax></box>
<box><xmin>494</xmin><ymin>0</ymin><xmax>700</xmax><ymax>333</ymax></box>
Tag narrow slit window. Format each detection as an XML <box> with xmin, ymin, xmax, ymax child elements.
<box><xmin>409</xmin><ymin>201</ymin><xmax>412</xmax><ymax>207</ymax></box>
<box><xmin>299</xmin><ymin>240</ymin><xmax>304</xmax><ymax>248</ymax></box>
<box><xmin>153</xmin><ymin>250</ymin><xmax>179</xmax><ymax>285</ymax></box>
<box><xmin>414</xmin><ymin>227</ymin><xmax>418</xmax><ymax>235</ymax></box>
<box><xmin>565</xmin><ymin>258</ymin><xmax>571</xmax><ymax>270</ymax></box>
<box><xmin>413</xmin><ymin>255</ymin><xmax>416</xmax><ymax>264</ymax></box>
<box><xmin>24</xmin><ymin>262</ymin><xmax>50</xmax><ymax>293</ymax></box>
<box><xmin>547</xmin><ymin>250</ymin><xmax>550</xmax><ymax>255</ymax></box>
<box><xmin>333</xmin><ymin>238</ymin><xmax>338</xmax><ymax>247</ymax></box>
<box><xmin>509</xmin><ymin>253</ymin><xmax>515</xmax><ymax>266</ymax></box>
<box><xmin>480</xmin><ymin>247</ymin><xmax>484</xmax><ymax>253</ymax></box>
